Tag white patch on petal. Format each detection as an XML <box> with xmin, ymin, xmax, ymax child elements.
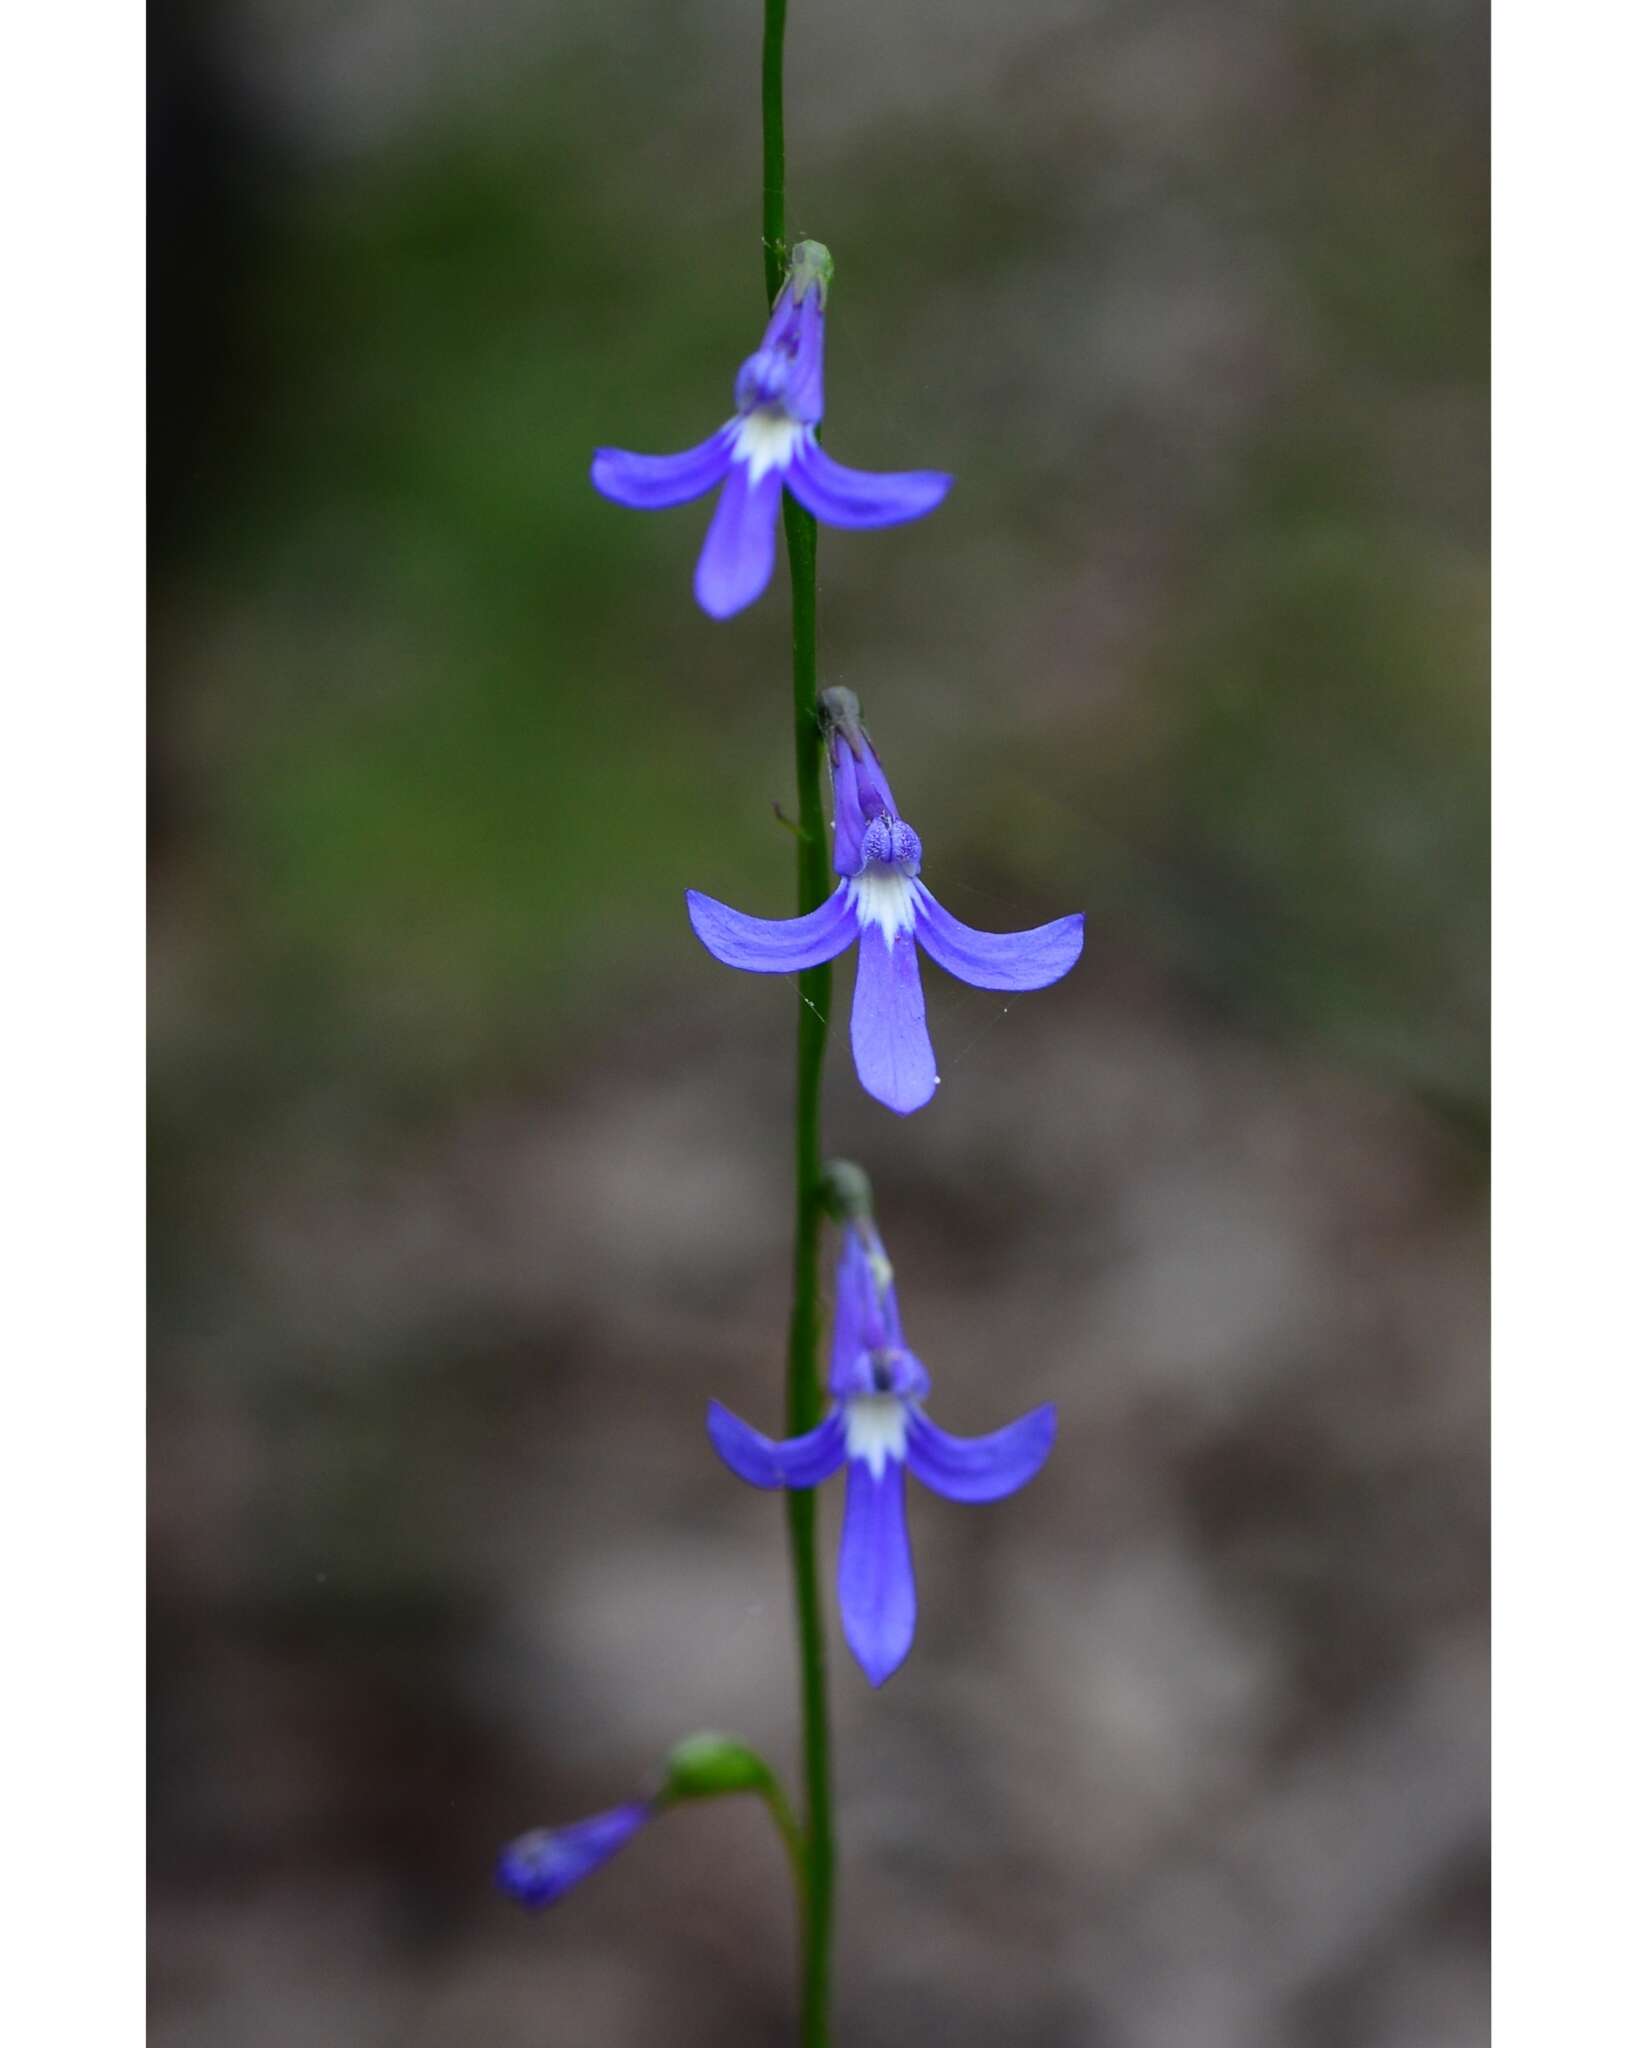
<box><xmin>847</xmin><ymin>867</ymin><xmax>918</xmax><ymax>948</ymax></box>
<box><xmin>733</xmin><ymin>410</ymin><xmax>806</xmax><ymax>486</ymax></box>
<box><xmin>844</xmin><ymin>1395</ymin><xmax>908</xmax><ymax>1480</ymax></box>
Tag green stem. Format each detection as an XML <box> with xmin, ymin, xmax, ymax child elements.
<box><xmin>757</xmin><ymin>1773</ymin><xmax>810</xmax><ymax>1908</ymax></box>
<box><xmin>761</xmin><ymin>0</ymin><xmax>788</xmax><ymax>303</ymax></box>
<box><xmin>763</xmin><ymin>3</ymin><xmax>834</xmax><ymax>2041</ymax></box>
<box><xmin>784</xmin><ymin>496</ymin><xmax>833</xmax><ymax>2048</ymax></box>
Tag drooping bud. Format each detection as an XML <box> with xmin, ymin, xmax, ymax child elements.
<box><xmin>496</xmin><ymin>1800</ymin><xmax>653</xmax><ymax>1909</ymax></box>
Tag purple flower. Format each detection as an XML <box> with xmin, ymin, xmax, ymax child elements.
<box><xmin>590</xmin><ymin>241</ymin><xmax>951</xmax><ymax>619</ymax></box>
<box><xmin>685</xmin><ymin>692</ymin><xmax>1085</xmax><ymax>1115</ymax></box>
<box><xmin>708</xmin><ymin>1226</ymin><xmax>1056</xmax><ymax>1687</ymax></box>
<box><xmin>497</xmin><ymin>1800</ymin><xmax>653</xmax><ymax>1909</ymax></box>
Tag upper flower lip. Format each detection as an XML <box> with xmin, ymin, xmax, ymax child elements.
<box><xmin>735</xmin><ymin>286</ymin><xmax>824</xmax><ymax>423</ymax></box>
<box><xmin>824</xmin><ymin>699</ymin><xmax>899</xmax><ymax>878</ymax></box>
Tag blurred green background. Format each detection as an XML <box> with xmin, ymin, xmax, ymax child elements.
<box><xmin>150</xmin><ymin>2</ymin><xmax>1488</xmax><ymax>2042</ymax></box>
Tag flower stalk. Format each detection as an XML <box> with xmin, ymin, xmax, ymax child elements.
<box><xmin>506</xmin><ymin>0</ymin><xmax>1068</xmax><ymax>2023</ymax></box>
<box><xmin>763</xmin><ymin>2</ymin><xmax>835</xmax><ymax>2038</ymax></box>
<box><xmin>662</xmin><ymin>1731</ymin><xmax>808</xmax><ymax>1903</ymax></box>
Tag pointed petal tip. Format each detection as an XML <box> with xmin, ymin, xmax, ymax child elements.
<box><xmin>845</xmin><ymin>1614</ymin><xmax>914</xmax><ymax>1687</ymax></box>
<box><xmin>684</xmin><ymin>888</ymin><xmax>713</xmax><ymax>952</ymax></box>
<box><xmin>856</xmin><ymin>1642</ymin><xmax>910</xmax><ymax>1689</ymax></box>
<box><xmin>869</xmin><ymin>1075</ymin><xmax>938</xmax><ymax>1117</ymax></box>
<box><xmin>858</xmin><ymin>1050</ymin><xmax>940</xmax><ymax>1117</ymax></box>
<box><xmin>691</xmin><ymin>567</ymin><xmax>754</xmax><ymax>620</ymax></box>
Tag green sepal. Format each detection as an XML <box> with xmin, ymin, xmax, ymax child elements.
<box><xmin>818</xmin><ymin>1158</ymin><xmax>874</xmax><ymax>1226</ymax></box>
<box><xmin>660</xmin><ymin>1732</ymin><xmax>777</xmax><ymax>1804</ymax></box>
<box><xmin>786</xmin><ymin>239</ymin><xmax>834</xmax><ymax>307</ymax></box>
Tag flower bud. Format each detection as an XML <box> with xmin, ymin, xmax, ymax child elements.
<box><xmin>497</xmin><ymin>1800</ymin><xmax>653</xmax><ymax>1909</ymax></box>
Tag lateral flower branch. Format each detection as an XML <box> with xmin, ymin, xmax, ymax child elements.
<box><xmin>498</xmin><ymin>1733</ymin><xmax>804</xmax><ymax>1908</ymax></box>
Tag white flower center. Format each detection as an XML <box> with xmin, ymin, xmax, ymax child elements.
<box><xmin>847</xmin><ymin>867</ymin><xmax>918</xmax><ymax>948</ymax></box>
<box><xmin>734</xmin><ymin>410</ymin><xmax>805</xmax><ymax>486</ymax></box>
<box><xmin>843</xmin><ymin>1394</ymin><xmax>908</xmax><ymax>1479</ymax></box>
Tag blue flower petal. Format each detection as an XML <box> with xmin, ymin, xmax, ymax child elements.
<box><xmin>828</xmin><ymin>734</ymin><xmax>899</xmax><ymax>880</ymax></box>
<box><xmin>783</xmin><ymin>290</ymin><xmax>826</xmax><ymax>423</ymax></box>
<box><xmin>912</xmin><ymin>887</ymin><xmax>1084</xmax><ymax>992</ymax></box>
<box><xmin>838</xmin><ymin>1457</ymin><xmax>916</xmax><ymax>1686</ymax></box>
<box><xmin>785</xmin><ymin>439</ymin><xmax>951</xmax><ymax>530</ymax></box>
<box><xmin>850</xmin><ymin>924</ymin><xmax>937</xmax><ymax>1115</ymax></box>
<box><xmin>829</xmin><ymin>1230</ymin><xmax>874</xmax><ymax>1385</ymax></box>
<box><xmin>707</xmin><ymin>1402</ymin><xmax>847</xmax><ymax>1490</ymax></box>
<box><xmin>750</xmin><ymin>286</ymin><xmax>826</xmax><ymax>423</ymax></box>
<box><xmin>590</xmin><ymin>429</ymin><xmax>735</xmax><ymax>509</ymax></box>
<box><xmin>828</xmin><ymin>1229</ymin><xmax>879</xmax><ymax>1386</ymax></box>
<box><xmin>906</xmin><ymin>1405</ymin><xmax>1057</xmax><ymax>1503</ymax></box>
<box><xmin>686</xmin><ymin>884</ymin><xmax>858</xmax><ymax>973</ymax></box>
<box><xmin>694</xmin><ymin>457</ymin><xmax>784</xmax><ymax>617</ymax></box>
<box><xmin>829</xmin><ymin>1228</ymin><xmax>905</xmax><ymax>1399</ymax></box>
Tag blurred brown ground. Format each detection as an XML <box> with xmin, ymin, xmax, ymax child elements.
<box><xmin>149</xmin><ymin>1</ymin><xmax>1488</xmax><ymax>2041</ymax></box>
